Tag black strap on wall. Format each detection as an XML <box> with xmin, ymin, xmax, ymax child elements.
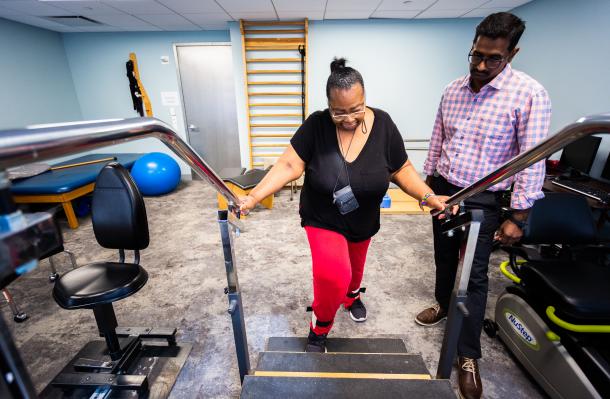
<box><xmin>126</xmin><ymin>60</ymin><xmax>144</xmax><ymax>117</ymax></box>
<box><xmin>298</xmin><ymin>45</ymin><xmax>306</xmax><ymax>122</ymax></box>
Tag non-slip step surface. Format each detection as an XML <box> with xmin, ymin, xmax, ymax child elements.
<box><xmin>256</xmin><ymin>352</ymin><xmax>429</xmax><ymax>376</ymax></box>
<box><xmin>240</xmin><ymin>376</ymin><xmax>456</xmax><ymax>399</ymax></box>
<box><xmin>266</xmin><ymin>337</ymin><xmax>408</xmax><ymax>354</ymax></box>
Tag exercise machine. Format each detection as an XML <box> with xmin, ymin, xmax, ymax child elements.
<box><xmin>484</xmin><ymin>192</ymin><xmax>610</xmax><ymax>399</ymax></box>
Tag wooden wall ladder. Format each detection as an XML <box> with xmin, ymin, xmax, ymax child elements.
<box><xmin>240</xmin><ymin>19</ymin><xmax>308</xmax><ymax>170</ymax></box>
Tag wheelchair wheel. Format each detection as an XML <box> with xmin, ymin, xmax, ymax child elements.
<box><xmin>483</xmin><ymin>318</ymin><xmax>498</xmax><ymax>338</ymax></box>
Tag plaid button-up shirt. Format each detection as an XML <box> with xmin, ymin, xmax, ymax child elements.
<box><xmin>423</xmin><ymin>64</ymin><xmax>552</xmax><ymax>209</ymax></box>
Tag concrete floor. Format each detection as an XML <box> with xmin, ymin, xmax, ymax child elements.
<box><xmin>2</xmin><ymin>181</ymin><xmax>547</xmax><ymax>398</ymax></box>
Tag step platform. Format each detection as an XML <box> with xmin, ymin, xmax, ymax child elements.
<box><xmin>256</xmin><ymin>352</ymin><xmax>430</xmax><ymax>377</ymax></box>
<box><xmin>266</xmin><ymin>337</ymin><xmax>409</xmax><ymax>354</ymax></box>
<box><xmin>241</xmin><ymin>376</ymin><xmax>455</xmax><ymax>398</ymax></box>
<box><xmin>241</xmin><ymin>337</ymin><xmax>455</xmax><ymax>398</ymax></box>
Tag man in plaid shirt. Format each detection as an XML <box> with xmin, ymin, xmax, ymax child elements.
<box><xmin>416</xmin><ymin>12</ymin><xmax>552</xmax><ymax>399</ymax></box>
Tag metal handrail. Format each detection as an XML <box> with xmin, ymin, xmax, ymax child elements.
<box><xmin>437</xmin><ymin>113</ymin><xmax>610</xmax><ymax>214</ymax></box>
<box><xmin>0</xmin><ymin>117</ymin><xmax>240</xmax><ymax>208</ymax></box>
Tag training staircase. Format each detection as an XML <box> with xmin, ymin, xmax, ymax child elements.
<box><xmin>240</xmin><ymin>337</ymin><xmax>455</xmax><ymax>398</ymax></box>
<box><xmin>239</xmin><ymin>19</ymin><xmax>308</xmax><ymax>170</ymax></box>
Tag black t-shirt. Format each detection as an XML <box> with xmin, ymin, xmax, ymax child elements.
<box><xmin>290</xmin><ymin>108</ymin><xmax>408</xmax><ymax>242</ymax></box>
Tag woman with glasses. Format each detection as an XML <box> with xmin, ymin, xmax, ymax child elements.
<box><xmin>240</xmin><ymin>58</ymin><xmax>451</xmax><ymax>352</ymax></box>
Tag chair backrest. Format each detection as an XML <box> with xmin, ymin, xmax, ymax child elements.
<box><xmin>523</xmin><ymin>192</ymin><xmax>597</xmax><ymax>245</ymax></box>
<box><xmin>92</xmin><ymin>163</ymin><xmax>149</xmax><ymax>250</ymax></box>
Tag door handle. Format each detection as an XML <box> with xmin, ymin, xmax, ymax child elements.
<box><xmin>188</xmin><ymin>124</ymin><xmax>199</xmax><ymax>132</ymax></box>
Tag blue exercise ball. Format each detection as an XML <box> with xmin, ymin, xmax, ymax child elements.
<box><xmin>131</xmin><ymin>152</ymin><xmax>181</xmax><ymax>196</ymax></box>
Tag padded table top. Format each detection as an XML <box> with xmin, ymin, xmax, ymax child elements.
<box><xmin>11</xmin><ymin>154</ymin><xmax>142</xmax><ymax>195</ymax></box>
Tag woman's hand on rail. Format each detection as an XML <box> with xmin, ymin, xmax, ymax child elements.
<box><xmin>427</xmin><ymin>195</ymin><xmax>459</xmax><ymax>219</ymax></box>
<box><xmin>238</xmin><ymin>195</ymin><xmax>257</xmax><ymax>215</ymax></box>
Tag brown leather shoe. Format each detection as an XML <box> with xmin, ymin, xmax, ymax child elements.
<box><xmin>415</xmin><ymin>304</ymin><xmax>447</xmax><ymax>326</ymax></box>
<box><xmin>458</xmin><ymin>357</ymin><xmax>482</xmax><ymax>399</ymax></box>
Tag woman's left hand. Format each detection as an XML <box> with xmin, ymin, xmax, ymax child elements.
<box><xmin>425</xmin><ymin>195</ymin><xmax>459</xmax><ymax>219</ymax></box>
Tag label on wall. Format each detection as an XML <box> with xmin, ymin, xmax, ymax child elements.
<box><xmin>161</xmin><ymin>91</ymin><xmax>180</xmax><ymax>107</ymax></box>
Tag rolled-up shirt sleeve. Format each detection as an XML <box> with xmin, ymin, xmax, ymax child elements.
<box><xmin>423</xmin><ymin>96</ymin><xmax>444</xmax><ymax>176</ymax></box>
<box><xmin>511</xmin><ymin>89</ymin><xmax>552</xmax><ymax>209</ymax></box>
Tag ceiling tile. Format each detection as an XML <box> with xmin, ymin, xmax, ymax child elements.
<box><xmin>326</xmin><ymin>0</ymin><xmax>379</xmax><ymax>11</ymax></box>
<box><xmin>376</xmin><ymin>0</ymin><xmax>435</xmax><ymax>11</ymax></box>
<box><xmin>91</xmin><ymin>13</ymin><xmax>155</xmax><ymax>28</ymax></box>
<box><xmin>480</xmin><ymin>0</ymin><xmax>532</xmax><ymax>8</ymax></box>
<box><xmin>370</xmin><ymin>10</ymin><xmax>421</xmax><ymax>18</ymax></box>
<box><xmin>190</xmin><ymin>21</ymin><xmax>229</xmax><ymax>30</ymax></box>
<box><xmin>161</xmin><ymin>25</ymin><xmax>200</xmax><ymax>31</ymax></box>
<box><xmin>77</xmin><ymin>25</ymin><xmax>124</xmax><ymax>31</ymax></box>
<box><xmin>416</xmin><ymin>9</ymin><xmax>472</xmax><ymax>18</ymax></box>
<box><xmin>432</xmin><ymin>0</ymin><xmax>489</xmax><ymax>7</ymax></box>
<box><xmin>272</xmin><ymin>0</ymin><xmax>326</xmax><ymax>10</ymax></box>
<box><xmin>0</xmin><ymin>5</ymin><xmax>20</xmax><ymax>16</ymax></box>
<box><xmin>183</xmin><ymin>12</ymin><xmax>231</xmax><ymax>29</ymax></box>
<box><xmin>462</xmin><ymin>7</ymin><xmax>509</xmax><ymax>17</ymax></box>
<box><xmin>137</xmin><ymin>13</ymin><xmax>198</xmax><ymax>28</ymax></box>
<box><xmin>217</xmin><ymin>0</ymin><xmax>275</xmax><ymax>13</ymax></box>
<box><xmin>156</xmin><ymin>0</ymin><xmax>225</xmax><ymax>14</ymax></box>
<box><xmin>43</xmin><ymin>1</ymin><xmax>122</xmax><ymax>15</ymax></box>
<box><xmin>228</xmin><ymin>11</ymin><xmax>278</xmax><ymax>20</ymax></box>
<box><xmin>277</xmin><ymin>10</ymin><xmax>324</xmax><ymax>20</ymax></box>
<box><xmin>1</xmin><ymin>1</ymin><xmax>69</xmax><ymax>16</ymax></box>
<box><xmin>324</xmin><ymin>9</ymin><xmax>375</xmax><ymax>19</ymax></box>
<box><xmin>122</xmin><ymin>25</ymin><xmax>162</xmax><ymax>31</ymax></box>
<box><xmin>101</xmin><ymin>1</ymin><xmax>171</xmax><ymax>15</ymax></box>
<box><xmin>1</xmin><ymin>14</ymin><xmax>81</xmax><ymax>31</ymax></box>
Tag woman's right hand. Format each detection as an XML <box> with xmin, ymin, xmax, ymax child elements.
<box><xmin>426</xmin><ymin>195</ymin><xmax>459</xmax><ymax>219</ymax></box>
<box><xmin>239</xmin><ymin>195</ymin><xmax>257</xmax><ymax>215</ymax></box>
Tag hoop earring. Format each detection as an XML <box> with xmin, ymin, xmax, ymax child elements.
<box><xmin>361</xmin><ymin>118</ymin><xmax>368</xmax><ymax>135</ymax></box>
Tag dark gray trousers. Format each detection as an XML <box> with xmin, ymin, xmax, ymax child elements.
<box><xmin>430</xmin><ymin>174</ymin><xmax>502</xmax><ymax>359</ymax></box>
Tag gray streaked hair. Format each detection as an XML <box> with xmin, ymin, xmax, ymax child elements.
<box><xmin>326</xmin><ymin>57</ymin><xmax>364</xmax><ymax>99</ymax></box>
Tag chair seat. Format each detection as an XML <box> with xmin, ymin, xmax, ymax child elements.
<box><xmin>522</xmin><ymin>261</ymin><xmax>610</xmax><ymax>324</ymax></box>
<box><xmin>224</xmin><ymin>169</ymin><xmax>268</xmax><ymax>190</ymax></box>
<box><xmin>53</xmin><ymin>262</ymin><xmax>148</xmax><ymax>309</ymax></box>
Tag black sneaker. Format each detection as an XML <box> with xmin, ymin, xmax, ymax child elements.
<box><xmin>347</xmin><ymin>298</ymin><xmax>367</xmax><ymax>322</ymax></box>
<box><xmin>305</xmin><ymin>330</ymin><xmax>327</xmax><ymax>353</ymax></box>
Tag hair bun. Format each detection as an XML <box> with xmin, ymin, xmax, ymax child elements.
<box><xmin>330</xmin><ymin>57</ymin><xmax>347</xmax><ymax>73</ymax></box>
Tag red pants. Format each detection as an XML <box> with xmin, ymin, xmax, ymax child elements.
<box><xmin>305</xmin><ymin>226</ymin><xmax>371</xmax><ymax>335</ymax></box>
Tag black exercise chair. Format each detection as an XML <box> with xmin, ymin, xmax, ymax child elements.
<box><xmin>50</xmin><ymin>163</ymin><xmax>176</xmax><ymax>393</ymax></box>
<box><xmin>488</xmin><ymin>192</ymin><xmax>610</xmax><ymax>398</ymax></box>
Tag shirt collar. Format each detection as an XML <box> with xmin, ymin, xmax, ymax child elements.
<box><xmin>462</xmin><ymin>63</ymin><xmax>513</xmax><ymax>91</ymax></box>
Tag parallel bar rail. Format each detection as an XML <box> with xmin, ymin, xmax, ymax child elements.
<box><xmin>438</xmin><ymin>113</ymin><xmax>610</xmax><ymax>214</ymax></box>
<box><xmin>0</xmin><ymin>118</ymin><xmax>240</xmax><ymax>209</ymax></box>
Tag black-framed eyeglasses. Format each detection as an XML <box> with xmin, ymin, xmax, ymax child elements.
<box><xmin>468</xmin><ymin>52</ymin><xmax>506</xmax><ymax>69</ymax></box>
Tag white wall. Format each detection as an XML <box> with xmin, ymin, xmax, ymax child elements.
<box><xmin>0</xmin><ymin>18</ymin><xmax>81</xmax><ymax>130</ymax></box>
<box><xmin>512</xmin><ymin>0</ymin><xmax>610</xmax><ymax>178</ymax></box>
<box><xmin>62</xmin><ymin>30</ymin><xmax>231</xmax><ymax>174</ymax></box>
